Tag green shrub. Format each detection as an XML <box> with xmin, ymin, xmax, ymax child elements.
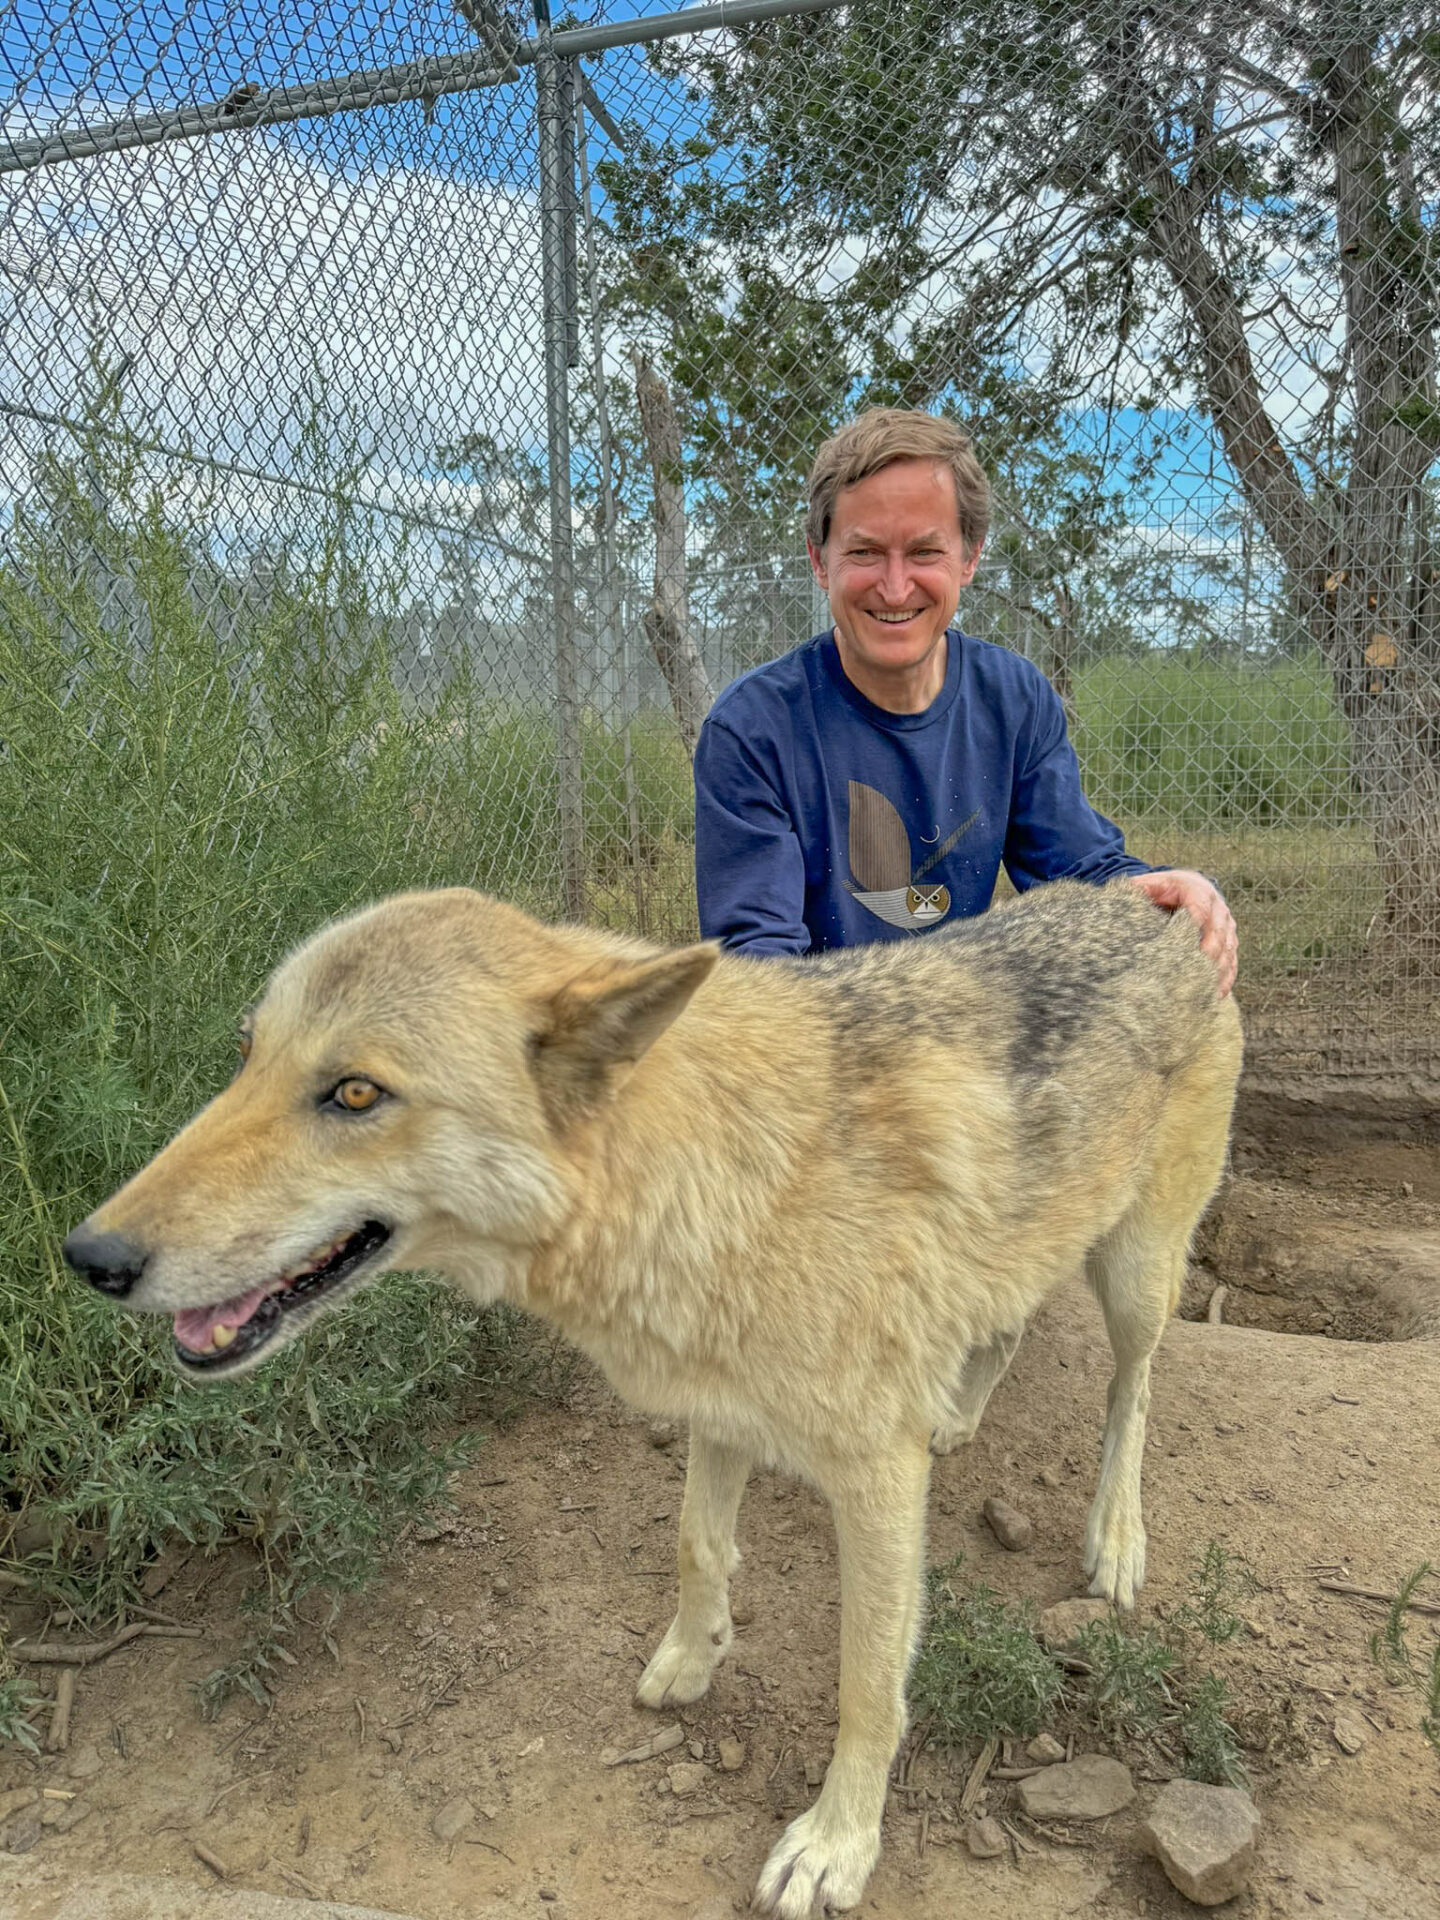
<box><xmin>0</xmin><ymin>445</ymin><xmax>659</xmax><ymax>1703</ymax></box>
<box><xmin>909</xmin><ymin>1560</ymin><xmax>1064</xmax><ymax>1743</ymax></box>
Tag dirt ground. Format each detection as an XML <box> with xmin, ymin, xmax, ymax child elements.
<box><xmin>3</xmin><ymin>1093</ymin><xmax>1439</xmax><ymax>1920</ymax></box>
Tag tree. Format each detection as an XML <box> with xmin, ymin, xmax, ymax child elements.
<box><xmin>598</xmin><ymin>0</ymin><xmax>1440</xmax><ymax>949</ymax></box>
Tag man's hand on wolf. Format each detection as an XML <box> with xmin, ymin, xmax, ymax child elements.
<box><xmin>1128</xmin><ymin>869</ymin><xmax>1238</xmax><ymax>998</ymax></box>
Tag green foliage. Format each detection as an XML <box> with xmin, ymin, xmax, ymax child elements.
<box><xmin>0</xmin><ymin>431</ymin><xmax>670</xmax><ymax>1710</ymax></box>
<box><xmin>0</xmin><ymin>1661</ymin><xmax>42</xmax><ymax>1755</ymax></box>
<box><xmin>910</xmin><ymin>1559</ymin><xmax>1064</xmax><ymax>1743</ymax></box>
<box><xmin>1172</xmin><ymin>1541</ymin><xmax>1260</xmax><ymax>1646</ymax></box>
<box><xmin>912</xmin><ymin>1544</ymin><xmax>1250</xmax><ymax>1782</ymax></box>
<box><xmin>1072</xmin><ymin>654</ymin><xmax>1355</xmax><ymax>828</ymax></box>
<box><xmin>1368</xmin><ymin>1562</ymin><xmax>1440</xmax><ymax>1758</ymax></box>
<box><xmin>1181</xmin><ymin>1671</ymin><xmax>1249</xmax><ymax>1787</ymax></box>
<box><xmin>1074</xmin><ymin>1616</ymin><xmax>1178</xmax><ymax>1740</ymax></box>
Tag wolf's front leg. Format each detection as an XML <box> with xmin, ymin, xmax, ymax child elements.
<box><xmin>637</xmin><ymin>1428</ymin><xmax>750</xmax><ymax>1709</ymax></box>
<box><xmin>754</xmin><ymin>1443</ymin><xmax>930</xmax><ymax>1918</ymax></box>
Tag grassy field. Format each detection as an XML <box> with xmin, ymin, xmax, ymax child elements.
<box><xmin>0</xmin><ymin>474</ymin><xmax>1400</xmax><ymax>1739</ymax></box>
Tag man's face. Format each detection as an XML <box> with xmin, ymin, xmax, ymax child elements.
<box><xmin>808</xmin><ymin>458</ymin><xmax>982</xmax><ymax>711</ymax></box>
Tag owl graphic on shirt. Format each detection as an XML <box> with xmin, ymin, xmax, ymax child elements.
<box><xmin>845</xmin><ymin>781</ymin><xmax>978</xmax><ymax>931</ymax></box>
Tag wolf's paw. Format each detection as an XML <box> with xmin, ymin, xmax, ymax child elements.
<box><xmin>928</xmin><ymin>1420</ymin><xmax>976</xmax><ymax>1457</ymax></box>
<box><xmin>635</xmin><ymin>1615</ymin><xmax>729</xmax><ymax>1709</ymax></box>
<box><xmin>1083</xmin><ymin>1512</ymin><xmax>1146</xmax><ymax>1611</ymax></box>
<box><xmin>753</xmin><ymin>1805</ymin><xmax>879</xmax><ymax>1917</ymax></box>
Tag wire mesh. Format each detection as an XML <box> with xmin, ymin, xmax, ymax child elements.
<box><xmin>2</xmin><ymin>0</ymin><xmax>1436</xmax><ymax>1097</ymax></box>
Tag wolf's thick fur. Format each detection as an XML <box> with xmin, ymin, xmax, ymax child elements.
<box><xmin>72</xmin><ymin>880</ymin><xmax>1241</xmax><ymax>1916</ymax></box>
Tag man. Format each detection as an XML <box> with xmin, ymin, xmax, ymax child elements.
<box><xmin>693</xmin><ymin>408</ymin><xmax>1238</xmax><ymax>993</ymax></box>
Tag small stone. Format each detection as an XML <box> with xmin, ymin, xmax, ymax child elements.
<box><xmin>0</xmin><ymin>1804</ymin><xmax>44</xmax><ymax>1854</ymax></box>
<box><xmin>667</xmin><ymin>1762</ymin><xmax>710</xmax><ymax>1797</ymax></box>
<box><xmin>1037</xmin><ymin>1466</ymin><xmax>1062</xmax><ymax>1489</ymax></box>
<box><xmin>491</xmin><ymin>1573</ymin><xmax>511</xmax><ymax>1597</ymax></box>
<box><xmin>966</xmin><ymin>1815</ymin><xmax>1007</xmax><ymax>1858</ymax></box>
<box><xmin>717</xmin><ymin>1738</ymin><xmax>746</xmax><ymax>1772</ymax></box>
<box><xmin>1036</xmin><ymin>1597</ymin><xmax>1112</xmax><ymax>1651</ymax></box>
<box><xmin>804</xmin><ymin>1759</ymin><xmax>824</xmax><ymax>1789</ymax></box>
<box><xmin>982</xmin><ymin>1496</ymin><xmax>1034</xmax><ymax>1551</ymax></box>
<box><xmin>730</xmin><ymin>1600</ymin><xmax>755</xmax><ymax>1628</ymax></box>
<box><xmin>1332</xmin><ymin>1711</ymin><xmax>1367</xmax><ymax>1755</ymax></box>
<box><xmin>0</xmin><ymin>1790</ymin><xmax>38</xmax><ymax>1823</ymax></box>
<box><xmin>647</xmin><ymin>1421</ymin><xmax>678</xmax><ymax>1449</ymax></box>
<box><xmin>431</xmin><ymin>1794</ymin><xmax>475</xmax><ymax>1843</ymax></box>
<box><xmin>687</xmin><ymin>1739</ymin><xmax>705</xmax><ymax>1761</ymax></box>
<box><xmin>1017</xmin><ymin>1754</ymin><xmax>1134</xmax><ymax>1821</ymax></box>
<box><xmin>1142</xmin><ymin>1779</ymin><xmax>1262</xmax><ymax>1906</ymax></box>
<box><xmin>539</xmin><ymin>1892</ymin><xmax>558</xmax><ymax>1903</ymax></box>
<box><xmin>1025</xmin><ymin>1733</ymin><xmax>1066</xmax><ymax>1765</ymax></box>
<box><xmin>41</xmin><ymin>1798</ymin><xmax>91</xmax><ymax>1834</ymax></box>
<box><xmin>65</xmin><ymin>1741</ymin><xmax>104</xmax><ymax>1781</ymax></box>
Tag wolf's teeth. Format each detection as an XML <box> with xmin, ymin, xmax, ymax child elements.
<box><xmin>211</xmin><ymin>1323</ymin><xmax>237</xmax><ymax>1350</ymax></box>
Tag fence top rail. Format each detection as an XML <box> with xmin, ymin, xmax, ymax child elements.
<box><xmin>0</xmin><ymin>0</ymin><xmax>848</xmax><ymax>177</ymax></box>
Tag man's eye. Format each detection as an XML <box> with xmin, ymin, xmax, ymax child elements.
<box><xmin>329</xmin><ymin>1077</ymin><xmax>384</xmax><ymax>1113</ymax></box>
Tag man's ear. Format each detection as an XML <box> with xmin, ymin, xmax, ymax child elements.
<box><xmin>807</xmin><ymin>538</ymin><xmax>829</xmax><ymax>591</ymax></box>
<box><xmin>531</xmin><ymin>945</ymin><xmax>719</xmax><ymax>1127</ymax></box>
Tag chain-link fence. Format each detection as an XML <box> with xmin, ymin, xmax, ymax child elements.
<box><xmin>2</xmin><ymin>0</ymin><xmax>1437</xmax><ymax>1101</ymax></box>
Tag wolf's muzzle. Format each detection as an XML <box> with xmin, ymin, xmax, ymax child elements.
<box><xmin>63</xmin><ymin>1223</ymin><xmax>147</xmax><ymax>1298</ymax></box>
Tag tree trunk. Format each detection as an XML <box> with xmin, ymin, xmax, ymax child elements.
<box><xmin>1112</xmin><ymin>26</ymin><xmax>1440</xmax><ymax>955</ymax></box>
<box><xmin>630</xmin><ymin>351</ymin><xmax>713</xmax><ymax>759</ymax></box>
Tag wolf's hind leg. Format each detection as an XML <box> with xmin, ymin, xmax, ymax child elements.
<box><xmin>1082</xmin><ymin>1216</ymin><xmax>1183</xmax><ymax>1609</ymax></box>
<box><xmin>637</xmin><ymin>1428</ymin><xmax>750</xmax><ymax>1710</ymax></box>
<box><xmin>930</xmin><ymin>1326</ymin><xmax>1024</xmax><ymax>1454</ymax></box>
<box><xmin>754</xmin><ymin>1442</ymin><xmax>930</xmax><ymax>1918</ymax></box>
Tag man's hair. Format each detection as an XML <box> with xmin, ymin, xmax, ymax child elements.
<box><xmin>805</xmin><ymin>408</ymin><xmax>990</xmax><ymax>556</ymax></box>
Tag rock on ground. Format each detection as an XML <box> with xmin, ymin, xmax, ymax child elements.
<box><xmin>1035</xmin><ymin>1598</ymin><xmax>1112</xmax><ymax>1651</ymax></box>
<box><xmin>1017</xmin><ymin>1754</ymin><xmax>1135</xmax><ymax>1821</ymax></box>
<box><xmin>1141</xmin><ymin>1778</ymin><xmax>1263</xmax><ymax>1907</ymax></box>
<box><xmin>982</xmin><ymin>1496</ymin><xmax>1034</xmax><ymax>1551</ymax></box>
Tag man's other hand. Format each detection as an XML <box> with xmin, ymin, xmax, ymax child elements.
<box><xmin>1128</xmin><ymin>869</ymin><xmax>1237</xmax><ymax>998</ymax></box>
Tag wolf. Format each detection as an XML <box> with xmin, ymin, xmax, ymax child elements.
<box><xmin>65</xmin><ymin>878</ymin><xmax>1241</xmax><ymax>1917</ymax></box>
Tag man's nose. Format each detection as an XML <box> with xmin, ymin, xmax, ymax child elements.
<box><xmin>877</xmin><ymin>554</ymin><xmax>914</xmax><ymax>602</ymax></box>
<box><xmin>62</xmin><ymin>1222</ymin><xmax>148</xmax><ymax>1298</ymax></box>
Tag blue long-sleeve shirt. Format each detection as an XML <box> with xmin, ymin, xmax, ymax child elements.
<box><xmin>694</xmin><ymin>628</ymin><xmax>1152</xmax><ymax>955</ymax></box>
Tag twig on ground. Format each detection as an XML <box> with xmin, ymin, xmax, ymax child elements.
<box><xmin>464</xmin><ymin>1837</ymin><xmax>516</xmax><ymax>1863</ymax></box>
<box><xmin>959</xmin><ymin>1736</ymin><xmax>998</xmax><ymax>1815</ymax></box>
<box><xmin>193</xmin><ymin>1842</ymin><xmax>231</xmax><ymax>1879</ymax></box>
<box><xmin>45</xmin><ymin>1668</ymin><xmax>76</xmax><ymax>1751</ymax></box>
<box><xmin>1207</xmin><ymin>1285</ymin><xmax>1228</xmax><ymax>1325</ymax></box>
<box><xmin>205</xmin><ymin>1770</ymin><xmax>274</xmax><ymax>1818</ymax></box>
<box><xmin>1317</xmin><ymin>1578</ymin><xmax>1440</xmax><ymax>1616</ymax></box>
<box><xmin>11</xmin><ymin>1622</ymin><xmax>203</xmax><ymax>1666</ymax></box>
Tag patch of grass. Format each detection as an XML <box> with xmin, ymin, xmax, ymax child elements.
<box><xmin>1172</xmin><ymin>1541</ymin><xmax>1259</xmax><ymax>1646</ymax></box>
<box><xmin>1368</xmin><ymin>1563</ymin><xmax>1440</xmax><ymax>1757</ymax></box>
<box><xmin>909</xmin><ymin>1559</ymin><xmax>1064</xmax><ymax>1744</ymax></box>
<box><xmin>1074</xmin><ymin>1616</ymin><xmax>1178</xmax><ymax>1740</ymax></box>
<box><xmin>0</xmin><ymin>1660</ymin><xmax>42</xmax><ymax>1755</ymax></box>
<box><xmin>1181</xmin><ymin>1671</ymin><xmax>1249</xmax><ymax>1787</ymax></box>
<box><xmin>0</xmin><ymin>431</ymin><xmax>644</xmax><ymax>1714</ymax></box>
<box><xmin>911</xmin><ymin>1543</ymin><xmax>1252</xmax><ymax>1786</ymax></box>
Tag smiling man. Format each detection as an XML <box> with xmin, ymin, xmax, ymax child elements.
<box><xmin>693</xmin><ymin>407</ymin><xmax>1237</xmax><ymax>991</ymax></box>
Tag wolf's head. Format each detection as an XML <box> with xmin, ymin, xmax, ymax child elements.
<box><xmin>63</xmin><ymin>889</ymin><xmax>715</xmax><ymax>1380</ymax></box>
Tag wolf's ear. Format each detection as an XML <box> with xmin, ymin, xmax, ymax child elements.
<box><xmin>531</xmin><ymin>944</ymin><xmax>718</xmax><ymax>1126</ymax></box>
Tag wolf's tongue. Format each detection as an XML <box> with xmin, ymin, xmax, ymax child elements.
<box><xmin>173</xmin><ymin>1282</ymin><xmax>275</xmax><ymax>1352</ymax></box>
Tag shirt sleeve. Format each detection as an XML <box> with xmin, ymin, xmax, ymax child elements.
<box><xmin>693</xmin><ymin>715</ymin><xmax>811</xmax><ymax>955</ymax></box>
<box><xmin>1003</xmin><ymin>675</ymin><xmax>1156</xmax><ymax>891</ymax></box>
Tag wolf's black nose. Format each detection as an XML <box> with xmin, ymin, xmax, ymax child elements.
<box><xmin>62</xmin><ymin>1224</ymin><xmax>147</xmax><ymax>1298</ymax></box>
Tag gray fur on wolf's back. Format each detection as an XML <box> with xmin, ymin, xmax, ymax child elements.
<box><xmin>795</xmin><ymin>879</ymin><xmax>1221</xmax><ymax>1083</ymax></box>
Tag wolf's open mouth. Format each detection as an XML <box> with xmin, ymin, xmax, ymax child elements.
<box><xmin>172</xmin><ymin>1220</ymin><xmax>391</xmax><ymax>1370</ymax></box>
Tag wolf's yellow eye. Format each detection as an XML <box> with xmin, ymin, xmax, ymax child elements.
<box><xmin>333</xmin><ymin>1077</ymin><xmax>382</xmax><ymax>1112</ymax></box>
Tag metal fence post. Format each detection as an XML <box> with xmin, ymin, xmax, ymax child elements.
<box><xmin>535</xmin><ymin>2</ymin><xmax>586</xmax><ymax>920</ymax></box>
